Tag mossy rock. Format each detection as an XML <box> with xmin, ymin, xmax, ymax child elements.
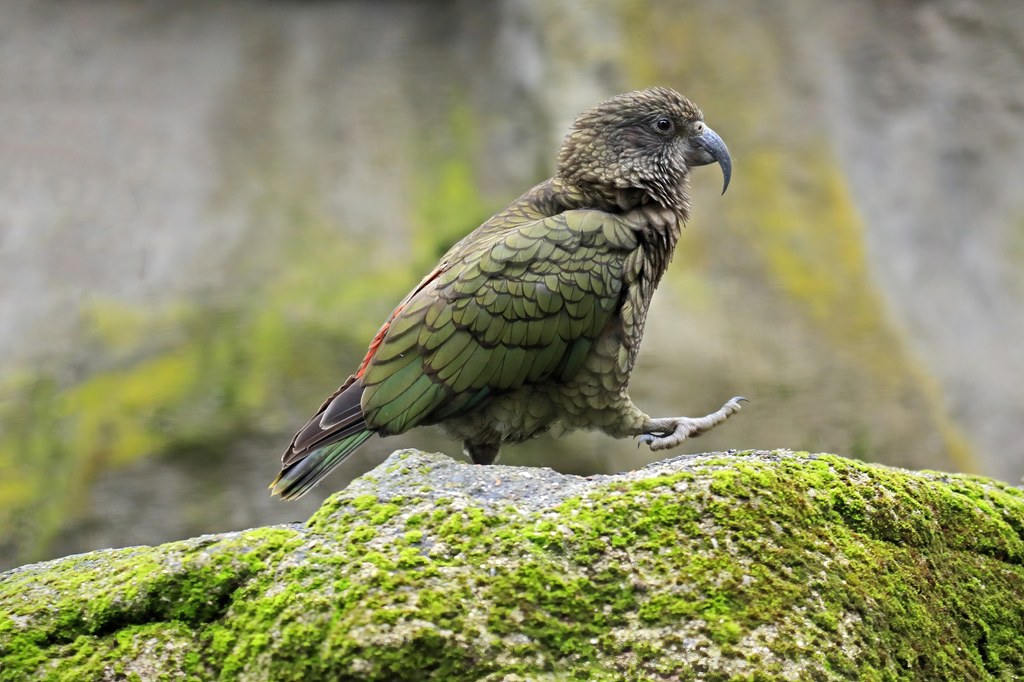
<box><xmin>3</xmin><ymin>449</ymin><xmax>1024</xmax><ymax>681</ymax></box>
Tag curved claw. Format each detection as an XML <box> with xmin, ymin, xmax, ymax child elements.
<box><xmin>638</xmin><ymin>395</ymin><xmax>747</xmax><ymax>452</ymax></box>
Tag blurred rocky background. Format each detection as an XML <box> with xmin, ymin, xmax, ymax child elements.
<box><xmin>1</xmin><ymin>0</ymin><xmax>1022</xmax><ymax>569</ymax></box>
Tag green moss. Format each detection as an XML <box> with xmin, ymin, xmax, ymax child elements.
<box><xmin>0</xmin><ymin>526</ymin><xmax>302</xmax><ymax>681</ymax></box>
<box><xmin>5</xmin><ymin>450</ymin><xmax>1023</xmax><ymax>680</ymax></box>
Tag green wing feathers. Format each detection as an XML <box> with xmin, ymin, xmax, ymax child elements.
<box><xmin>272</xmin><ymin>209</ymin><xmax>639</xmax><ymax>498</ymax></box>
<box><xmin>361</xmin><ymin>209</ymin><xmax>637</xmax><ymax>431</ymax></box>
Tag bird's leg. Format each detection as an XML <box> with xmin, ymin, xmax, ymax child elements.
<box><xmin>638</xmin><ymin>397</ymin><xmax>747</xmax><ymax>451</ymax></box>
<box><xmin>464</xmin><ymin>441</ymin><xmax>500</xmax><ymax>465</ymax></box>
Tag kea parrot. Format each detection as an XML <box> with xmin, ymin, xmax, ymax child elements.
<box><xmin>271</xmin><ymin>87</ymin><xmax>743</xmax><ymax>499</ymax></box>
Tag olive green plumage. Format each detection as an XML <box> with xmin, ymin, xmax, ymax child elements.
<box><xmin>271</xmin><ymin>87</ymin><xmax>742</xmax><ymax>500</ymax></box>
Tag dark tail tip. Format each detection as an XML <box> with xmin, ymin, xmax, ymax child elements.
<box><xmin>270</xmin><ymin>431</ymin><xmax>374</xmax><ymax>500</ymax></box>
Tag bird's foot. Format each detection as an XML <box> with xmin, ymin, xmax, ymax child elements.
<box><xmin>638</xmin><ymin>397</ymin><xmax>747</xmax><ymax>451</ymax></box>
<box><xmin>464</xmin><ymin>441</ymin><xmax>500</xmax><ymax>465</ymax></box>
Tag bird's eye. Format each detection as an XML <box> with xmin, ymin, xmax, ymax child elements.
<box><xmin>654</xmin><ymin>117</ymin><xmax>673</xmax><ymax>134</ymax></box>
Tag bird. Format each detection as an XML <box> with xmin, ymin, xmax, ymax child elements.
<box><xmin>271</xmin><ymin>87</ymin><xmax>744</xmax><ymax>500</ymax></box>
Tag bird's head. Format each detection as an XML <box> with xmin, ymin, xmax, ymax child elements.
<box><xmin>556</xmin><ymin>87</ymin><xmax>731</xmax><ymax>212</ymax></box>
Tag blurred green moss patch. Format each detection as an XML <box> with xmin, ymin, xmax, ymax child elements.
<box><xmin>0</xmin><ymin>228</ymin><xmax>412</xmax><ymax>566</ymax></box>
<box><xmin>0</xmin><ymin>91</ymin><xmax>500</xmax><ymax>569</ymax></box>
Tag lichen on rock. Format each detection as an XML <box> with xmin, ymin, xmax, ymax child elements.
<box><xmin>3</xmin><ymin>449</ymin><xmax>1024</xmax><ymax>681</ymax></box>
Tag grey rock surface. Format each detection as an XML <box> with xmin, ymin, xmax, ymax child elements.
<box><xmin>4</xmin><ymin>449</ymin><xmax>1024</xmax><ymax>681</ymax></box>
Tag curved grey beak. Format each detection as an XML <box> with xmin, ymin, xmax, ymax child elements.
<box><xmin>688</xmin><ymin>126</ymin><xmax>732</xmax><ymax>194</ymax></box>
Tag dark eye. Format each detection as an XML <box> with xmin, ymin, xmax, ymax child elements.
<box><xmin>654</xmin><ymin>117</ymin><xmax>673</xmax><ymax>134</ymax></box>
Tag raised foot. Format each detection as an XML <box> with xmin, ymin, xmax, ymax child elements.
<box><xmin>638</xmin><ymin>396</ymin><xmax>747</xmax><ymax>451</ymax></box>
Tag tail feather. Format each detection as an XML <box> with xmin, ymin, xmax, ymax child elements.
<box><xmin>270</xmin><ymin>430</ymin><xmax>374</xmax><ymax>500</ymax></box>
<box><xmin>272</xmin><ymin>376</ymin><xmax>373</xmax><ymax>499</ymax></box>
